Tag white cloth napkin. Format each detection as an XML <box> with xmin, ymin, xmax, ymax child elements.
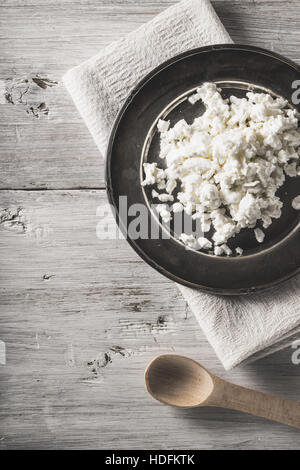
<box><xmin>63</xmin><ymin>0</ymin><xmax>300</xmax><ymax>369</ymax></box>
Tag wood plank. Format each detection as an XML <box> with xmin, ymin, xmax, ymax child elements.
<box><xmin>1</xmin><ymin>0</ymin><xmax>300</xmax><ymax>450</ymax></box>
<box><xmin>0</xmin><ymin>1</ymin><xmax>300</xmax><ymax>189</ymax></box>
<box><xmin>0</xmin><ymin>190</ymin><xmax>300</xmax><ymax>449</ymax></box>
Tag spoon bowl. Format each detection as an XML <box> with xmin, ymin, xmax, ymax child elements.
<box><xmin>145</xmin><ymin>354</ymin><xmax>214</xmax><ymax>408</ymax></box>
<box><xmin>145</xmin><ymin>354</ymin><xmax>300</xmax><ymax>429</ymax></box>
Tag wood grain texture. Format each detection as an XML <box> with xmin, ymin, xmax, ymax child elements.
<box><xmin>0</xmin><ymin>190</ymin><xmax>300</xmax><ymax>449</ymax></box>
<box><xmin>0</xmin><ymin>0</ymin><xmax>300</xmax><ymax>450</ymax></box>
<box><xmin>1</xmin><ymin>0</ymin><xmax>300</xmax><ymax>189</ymax></box>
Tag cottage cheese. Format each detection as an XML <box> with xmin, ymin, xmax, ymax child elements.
<box><xmin>254</xmin><ymin>227</ymin><xmax>265</xmax><ymax>243</ymax></box>
<box><xmin>292</xmin><ymin>195</ymin><xmax>300</xmax><ymax>210</ymax></box>
<box><xmin>235</xmin><ymin>247</ymin><xmax>243</xmax><ymax>256</ymax></box>
<box><xmin>142</xmin><ymin>82</ymin><xmax>300</xmax><ymax>255</ymax></box>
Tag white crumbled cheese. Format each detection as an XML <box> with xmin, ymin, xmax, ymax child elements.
<box><xmin>184</xmin><ymin>202</ymin><xmax>194</xmax><ymax>215</ymax></box>
<box><xmin>214</xmin><ymin>246</ymin><xmax>224</xmax><ymax>256</ymax></box>
<box><xmin>179</xmin><ymin>233</ymin><xmax>197</xmax><ymax>249</ymax></box>
<box><xmin>142</xmin><ymin>82</ymin><xmax>300</xmax><ymax>255</ymax></box>
<box><xmin>193</xmin><ymin>212</ymin><xmax>211</xmax><ymax>232</ymax></box>
<box><xmin>157</xmin><ymin>180</ymin><xmax>166</xmax><ymax>190</ymax></box>
<box><xmin>157</xmin><ymin>119</ymin><xmax>170</xmax><ymax>133</ymax></box>
<box><xmin>254</xmin><ymin>227</ymin><xmax>265</xmax><ymax>243</ymax></box>
<box><xmin>166</xmin><ymin>179</ymin><xmax>177</xmax><ymax>194</ymax></box>
<box><xmin>142</xmin><ymin>163</ymin><xmax>158</xmax><ymax>186</ymax></box>
<box><xmin>152</xmin><ymin>189</ymin><xmax>174</xmax><ymax>202</ymax></box>
<box><xmin>220</xmin><ymin>244</ymin><xmax>232</xmax><ymax>256</ymax></box>
<box><xmin>142</xmin><ymin>163</ymin><xmax>166</xmax><ymax>187</ymax></box>
<box><xmin>172</xmin><ymin>202</ymin><xmax>184</xmax><ymax>213</ymax></box>
<box><xmin>155</xmin><ymin>204</ymin><xmax>172</xmax><ymax>223</ymax></box>
<box><xmin>235</xmin><ymin>247</ymin><xmax>243</xmax><ymax>256</ymax></box>
<box><xmin>157</xmin><ymin>193</ymin><xmax>174</xmax><ymax>202</ymax></box>
<box><xmin>292</xmin><ymin>195</ymin><xmax>300</xmax><ymax>210</ymax></box>
<box><xmin>284</xmin><ymin>161</ymin><xmax>298</xmax><ymax>177</ymax></box>
<box><xmin>188</xmin><ymin>90</ymin><xmax>202</xmax><ymax>105</ymax></box>
<box><xmin>213</xmin><ymin>243</ymin><xmax>231</xmax><ymax>256</ymax></box>
<box><xmin>197</xmin><ymin>237</ymin><xmax>212</xmax><ymax>250</ymax></box>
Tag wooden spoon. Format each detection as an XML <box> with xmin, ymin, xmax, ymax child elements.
<box><xmin>145</xmin><ymin>354</ymin><xmax>300</xmax><ymax>429</ymax></box>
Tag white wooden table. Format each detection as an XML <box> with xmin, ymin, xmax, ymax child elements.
<box><xmin>0</xmin><ymin>0</ymin><xmax>300</xmax><ymax>450</ymax></box>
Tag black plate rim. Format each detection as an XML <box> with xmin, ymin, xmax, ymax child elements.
<box><xmin>106</xmin><ymin>43</ymin><xmax>300</xmax><ymax>295</ymax></box>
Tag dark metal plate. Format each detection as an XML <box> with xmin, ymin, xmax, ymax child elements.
<box><xmin>106</xmin><ymin>44</ymin><xmax>300</xmax><ymax>294</ymax></box>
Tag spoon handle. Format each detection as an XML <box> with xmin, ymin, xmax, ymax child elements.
<box><xmin>212</xmin><ymin>378</ymin><xmax>300</xmax><ymax>429</ymax></box>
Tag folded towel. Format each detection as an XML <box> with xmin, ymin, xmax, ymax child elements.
<box><xmin>63</xmin><ymin>0</ymin><xmax>300</xmax><ymax>369</ymax></box>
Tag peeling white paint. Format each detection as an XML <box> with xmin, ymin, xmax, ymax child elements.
<box><xmin>0</xmin><ymin>206</ymin><xmax>52</xmax><ymax>240</ymax></box>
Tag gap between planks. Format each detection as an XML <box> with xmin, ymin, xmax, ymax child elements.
<box><xmin>0</xmin><ymin>187</ymin><xmax>106</xmax><ymax>191</ymax></box>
